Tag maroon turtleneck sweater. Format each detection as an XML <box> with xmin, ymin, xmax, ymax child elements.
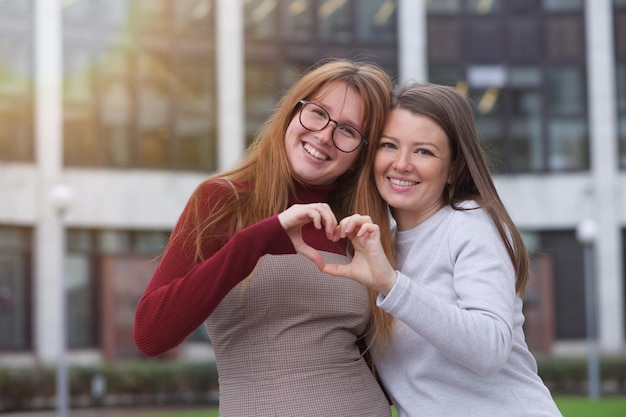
<box><xmin>133</xmin><ymin>179</ymin><xmax>346</xmax><ymax>357</ymax></box>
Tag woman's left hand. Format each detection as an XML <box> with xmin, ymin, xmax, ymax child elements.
<box><xmin>321</xmin><ymin>214</ymin><xmax>397</xmax><ymax>295</ymax></box>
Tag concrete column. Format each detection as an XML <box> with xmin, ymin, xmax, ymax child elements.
<box><xmin>585</xmin><ymin>0</ymin><xmax>624</xmax><ymax>353</ymax></box>
<box><xmin>398</xmin><ymin>0</ymin><xmax>427</xmax><ymax>83</ymax></box>
<box><xmin>33</xmin><ymin>0</ymin><xmax>64</xmax><ymax>363</ymax></box>
<box><xmin>216</xmin><ymin>0</ymin><xmax>245</xmax><ymax>171</ymax></box>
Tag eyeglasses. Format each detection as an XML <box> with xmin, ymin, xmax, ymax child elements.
<box><xmin>298</xmin><ymin>100</ymin><xmax>367</xmax><ymax>153</ymax></box>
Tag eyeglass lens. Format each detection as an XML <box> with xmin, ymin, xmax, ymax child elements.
<box><xmin>299</xmin><ymin>101</ymin><xmax>364</xmax><ymax>153</ymax></box>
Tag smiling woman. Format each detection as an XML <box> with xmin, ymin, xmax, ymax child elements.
<box><xmin>315</xmin><ymin>82</ymin><xmax>564</xmax><ymax>417</ymax></box>
<box><xmin>133</xmin><ymin>58</ymin><xmax>394</xmax><ymax>417</ymax></box>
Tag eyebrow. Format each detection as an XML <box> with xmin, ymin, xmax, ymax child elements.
<box><xmin>380</xmin><ymin>135</ymin><xmax>443</xmax><ymax>150</ymax></box>
<box><xmin>317</xmin><ymin>101</ymin><xmax>363</xmax><ymax>130</ymax></box>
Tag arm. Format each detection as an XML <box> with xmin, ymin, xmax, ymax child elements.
<box><xmin>378</xmin><ymin>209</ymin><xmax>517</xmax><ymax>375</ymax></box>
<box><xmin>133</xmin><ymin>181</ymin><xmax>295</xmax><ymax>357</ymax></box>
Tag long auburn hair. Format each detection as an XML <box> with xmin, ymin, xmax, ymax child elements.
<box><xmin>170</xmin><ymin>58</ymin><xmax>395</xmax><ymax>347</ymax></box>
<box><xmin>387</xmin><ymin>82</ymin><xmax>530</xmax><ymax>296</ymax></box>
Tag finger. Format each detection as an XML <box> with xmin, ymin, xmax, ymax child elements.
<box><xmin>298</xmin><ymin>243</ymin><xmax>325</xmax><ymax>270</ymax></box>
<box><xmin>339</xmin><ymin>214</ymin><xmax>372</xmax><ymax>235</ymax></box>
<box><xmin>356</xmin><ymin>222</ymin><xmax>379</xmax><ymax>238</ymax></box>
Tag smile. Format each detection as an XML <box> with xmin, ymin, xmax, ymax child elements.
<box><xmin>304</xmin><ymin>143</ymin><xmax>329</xmax><ymax>161</ymax></box>
<box><xmin>389</xmin><ymin>177</ymin><xmax>418</xmax><ymax>187</ymax></box>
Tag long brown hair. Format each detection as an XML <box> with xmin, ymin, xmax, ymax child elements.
<box><xmin>170</xmin><ymin>58</ymin><xmax>395</xmax><ymax>344</ymax></box>
<box><xmin>389</xmin><ymin>82</ymin><xmax>530</xmax><ymax>295</ymax></box>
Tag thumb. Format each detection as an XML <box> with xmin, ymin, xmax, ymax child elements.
<box><xmin>297</xmin><ymin>243</ymin><xmax>325</xmax><ymax>271</ymax></box>
<box><xmin>321</xmin><ymin>263</ymin><xmax>351</xmax><ymax>279</ymax></box>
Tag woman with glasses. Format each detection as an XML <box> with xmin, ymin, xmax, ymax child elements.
<box><xmin>133</xmin><ymin>58</ymin><xmax>394</xmax><ymax>417</ymax></box>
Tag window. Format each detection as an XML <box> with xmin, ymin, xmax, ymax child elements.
<box><xmin>0</xmin><ymin>15</ymin><xmax>33</xmax><ymax>162</ymax></box>
<box><xmin>427</xmin><ymin>0</ymin><xmax>588</xmax><ymax>173</ymax></box>
<box><xmin>66</xmin><ymin>229</ymin><xmax>170</xmax><ymax>351</ymax></box>
<box><xmin>0</xmin><ymin>227</ymin><xmax>31</xmax><ymax>351</ymax></box>
<box><xmin>244</xmin><ymin>0</ymin><xmax>398</xmax><ymax>142</ymax></box>
<box><xmin>62</xmin><ymin>0</ymin><xmax>217</xmax><ymax>172</ymax></box>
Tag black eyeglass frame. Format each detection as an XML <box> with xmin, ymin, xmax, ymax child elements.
<box><xmin>298</xmin><ymin>99</ymin><xmax>368</xmax><ymax>153</ymax></box>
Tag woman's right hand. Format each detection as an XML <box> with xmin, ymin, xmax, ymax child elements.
<box><xmin>322</xmin><ymin>214</ymin><xmax>398</xmax><ymax>296</ymax></box>
<box><xmin>278</xmin><ymin>203</ymin><xmax>339</xmax><ymax>270</ymax></box>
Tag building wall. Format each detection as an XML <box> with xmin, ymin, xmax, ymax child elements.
<box><xmin>0</xmin><ymin>0</ymin><xmax>624</xmax><ymax>365</ymax></box>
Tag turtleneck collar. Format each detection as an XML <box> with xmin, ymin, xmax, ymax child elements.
<box><xmin>292</xmin><ymin>182</ymin><xmax>337</xmax><ymax>204</ymax></box>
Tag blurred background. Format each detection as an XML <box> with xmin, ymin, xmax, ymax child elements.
<box><xmin>0</xmin><ymin>0</ymin><xmax>625</xmax><ymax>409</ymax></box>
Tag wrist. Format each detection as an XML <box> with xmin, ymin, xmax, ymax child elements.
<box><xmin>377</xmin><ymin>270</ymin><xmax>398</xmax><ymax>297</ymax></box>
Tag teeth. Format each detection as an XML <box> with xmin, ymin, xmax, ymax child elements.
<box><xmin>304</xmin><ymin>143</ymin><xmax>329</xmax><ymax>160</ymax></box>
<box><xmin>389</xmin><ymin>178</ymin><xmax>417</xmax><ymax>186</ymax></box>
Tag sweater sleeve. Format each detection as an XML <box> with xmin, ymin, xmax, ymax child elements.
<box><xmin>133</xmin><ymin>181</ymin><xmax>296</xmax><ymax>357</ymax></box>
<box><xmin>377</xmin><ymin>208</ymin><xmax>517</xmax><ymax>376</ymax></box>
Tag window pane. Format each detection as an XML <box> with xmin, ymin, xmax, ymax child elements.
<box><xmin>99</xmin><ymin>0</ymin><xmax>130</xmax><ymax>26</ymax></box>
<box><xmin>473</xmin><ymin>88</ymin><xmax>504</xmax><ymax>172</ymax></box>
<box><xmin>64</xmin><ymin>49</ymin><xmax>98</xmax><ymax>166</ymax></box>
<box><xmin>174</xmin><ymin>0</ymin><xmax>214</xmax><ymax>32</ymax></box>
<box><xmin>139</xmin><ymin>83</ymin><xmax>171</xmax><ymax>167</ymax></box>
<box><xmin>245</xmin><ymin>0</ymin><xmax>278</xmax><ymax>38</ymax></box>
<box><xmin>548</xmin><ymin>66</ymin><xmax>585</xmax><ymax>114</ymax></box>
<box><xmin>137</xmin><ymin>52</ymin><xmax>172</xmax><ymax>168</ymax></box>
<box><xmin>428</xmin><ymin>66</ymin><xmax>465</xmax><ymax>86</ymax></box>
<box><xmin>508</xmin><ymin>18</ymin><xmax>541</xmax><ymax>62</ymax></box>
<box><xmin>134</xmin><ymin>231</ymin><xmax>169</xmax><ymax>254</ymax></box>
<box><xmin>283</xmin><ymin>0</ymin><xmax>314</xmax><ymax>38</ymax></box>
<box><xmin>176</xmin><ymin>61</ymin><xmax>214</xmax><ymax>112</ymax></box>
<box><xmin>467</xmin><ymin>0</ymin><xmax>501</xmax><ymax>14</ymax></box>
<box><xmin>102</xmin><ymin>78</ymin><xmax>133</xmax><ymax>167</ymax></box>
<box><xmin>357</xmin><ymin>0</ymin><xmax>396</xmax><ymax>41</ymax></box>
<box><xmin>478</xmin><ymin>118</ymin><xmax>504</xmax><ymax>172</ymax></box>
<box><xmin>0</xmin><ymin>227</ymin><xmax>29</xmax><ymax>248</ymax></box>
<box><xmin>546</xmin><ymin>16</ymin><xmax>584</xmax><ymax>59</ymax></box>
<box><xmin>468</xmin><ymin>20</ymin><xmax>502</xmax><ymax>61</ymax></box>
<box><xmin>99</xmin><ymin>230</ymin><xmax>131</xmax><ymax>254</ymax></box>
<box><xmin>426</xmin><ymin>0</ymin><xmax>461</xmax><ymax>13</ymax></box>
<box><xmin>0</xmin><ymin>254</ymin><xmax>28</xmax><ymax>350</ymax></box>
<box><xmin>0</xmin><ymin>37</ymin><xmax>32</xmax><ymax>162</ymax></box>
<box><xmin>133</xmin><ymin>0</ymin><xmax>170</xmax><ymax>28</ymax></box>
<box><xmin>512</xmin><ymin>91</ymin><xmax>543</xmax><ymax>171</ymax></box>
<box><xmin>548</xmin><ymin>119</ymin><xmax>588</xmax><ymax>171</ymax></box>
<box><xmin>543</xmin><ymin>0</ymin><xmax>584</xmax><ymax>11</ymax></box>
<box><xmin>177</xmin><ymin>115</ymin><xmax>216</xmax><ymax>171</ymax></box>
<box><xmin>62</xmin><ymin>0</ymin><xmax>95</xmax><ymax>21</ymax></box>
<box><xmin>67</xmin><ymin>230</ymin><xmax>93</xmax><ymax>251</ymax></box>
<box><xmin>427</xmin><ymin>21</ymin><xmax>462</xmax><ymax>63</ymax></box>
<box><xmin>245</xmin><ymin>64</ymin><xmax>278</xmax><ymax>141</ymax></box>
<box><xmin>66</xmin><ymin>254</ymin><xmax>96</xmax><ymax>348</ymax></box>
<box><xmin>318</xmin><ymin>0</ymin><xmax>352</xmax><ymax>41</ymax></box>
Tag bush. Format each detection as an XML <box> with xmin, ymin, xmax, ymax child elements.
<box><xmin>536</xmin><ymin>355</ymin><xmax>626</xmax><ymax>396</ymax></box>
<box><xmin>2</xmin><ymin>355</ymin><xmax>625</xmax><ymax>413</ymax></box>
<box><xmin>0</xmin><ymin>360</ymin><xmax>218</xmax><ymax>413</ymax></box>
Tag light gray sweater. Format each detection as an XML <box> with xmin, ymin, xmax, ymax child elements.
<box><xmin>377</xmin><ymin>202</ymin><xmax>563</xmax><ymax>417</ymax></box>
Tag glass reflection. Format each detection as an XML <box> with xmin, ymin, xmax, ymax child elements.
<box><xmin>318</xmin><ymin>0</ymin><xmax>351</xmax><ymax>41</ymax></box>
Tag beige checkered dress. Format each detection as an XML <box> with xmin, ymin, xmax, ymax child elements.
<box><xmin>206</xmin><ymin>252</ymin><xmax>392</xmax><ymax>417</ymax></box>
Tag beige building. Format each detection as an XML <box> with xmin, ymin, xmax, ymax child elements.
<box><xmin>0</xmin><ymin>0</ymin><xmax>625</xmax><ymax>367</ymax></box>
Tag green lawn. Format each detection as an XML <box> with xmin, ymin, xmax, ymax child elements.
<box><xmin>125</xmin><ymin>396</ymin><xmax>626</xmax><ymax>417</ymax></box>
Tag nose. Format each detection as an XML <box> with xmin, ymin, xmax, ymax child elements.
<box><xmin>316</xmin><ymin>121</ymin><xmax>336</xmax><ymax>144</ymax></box>
<box><xmin>392</xmin><ymin>150</ymin><xmax>413</xmax><ymax>172</ymax></box>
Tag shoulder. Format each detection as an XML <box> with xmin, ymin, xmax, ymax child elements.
<box><xmin>196</xmin><ymin>178</ymin><xmax>247</xmax><ymax>199</ymax></box>
<box><xmin>447</xmin><ymin>200</ymin><xmax>498</xmax><ymax>237</ymax></box>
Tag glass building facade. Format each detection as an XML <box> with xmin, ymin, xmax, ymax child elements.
<box><xmin>0</xmin><ymin>0</ymin><xmax>624</xmax><ymax>363</ymax></box>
